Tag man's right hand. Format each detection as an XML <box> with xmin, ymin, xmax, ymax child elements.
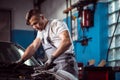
<box><xmin>44</xmin><ymin>55</ymin><xmax>56</xmax><ymax>70</ymax></box>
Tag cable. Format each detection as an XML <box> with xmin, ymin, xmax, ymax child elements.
<box><xmin>66</xmin><ymin>0</ymin><xmax>69</xmax><ymax>25</ymax></box>
<box><xmin>70</xmin><ymin>0</ymin><xmax>73</xmax><ymax>38</ymax></box>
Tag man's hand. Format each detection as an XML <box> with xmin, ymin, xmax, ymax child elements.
<box><xmin>14</xmin><ymin>59</ymin><xmax>25</xmax><ymax>68</ymax></box>
<box><xmin>44</xmin><ymin>55</ymin><xmax>56</xmax><ymax>69</ymax></box>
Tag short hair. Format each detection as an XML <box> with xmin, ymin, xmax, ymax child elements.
<box><xmin>26</xmin><ymin>9</ymin><xmax>41</xmax><ymax>25</ymax></box>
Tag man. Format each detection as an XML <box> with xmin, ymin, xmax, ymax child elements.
<box><xmin>18</xmin><ymin>9</ymin><xmax>78</xmax><ymax>79</ymax></box>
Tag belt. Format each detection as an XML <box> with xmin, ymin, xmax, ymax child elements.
<box><xmin>65</xmin><ymin>53</ymin><xmax>75</xmax><ymax>57</ymax></box>
<box><xmin>54</xmin><ymin>53</ymin><xmax>75</xmax><ymax>62</ymax></box>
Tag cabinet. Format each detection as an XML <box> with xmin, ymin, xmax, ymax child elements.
<box><xmin>83</xmin><ymin>67</ymin><xmax>115</xmax><ymax>80</ymax></box>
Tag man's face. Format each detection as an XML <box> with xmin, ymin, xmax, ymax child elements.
<box><xmin>29</xmin><ymin>15</ymin><xmax>45</xmax><ymax>31</ymax></box>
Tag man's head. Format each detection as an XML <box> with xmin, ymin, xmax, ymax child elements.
<box><xmin>26</xmin><ymin>9</ymin><xmax>48</xmax><ymax>31</ymax></box>
<box><xmin>26</xmin><ymin>9</ymin><xmax>40</xmax><ymax>25</ymax></box>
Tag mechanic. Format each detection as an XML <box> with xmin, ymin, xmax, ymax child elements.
<box><xmin>17</xmin><ymin>8</ymin><xmax>78</xmax><ymax>79</ymax></box>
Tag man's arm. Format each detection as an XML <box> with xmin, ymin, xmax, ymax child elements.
<box><xmin>20</xmin><ymin>38</ymin><xmax>41</xmax><ymax>61</ymax></box>
<box><xmin>52</xmin><ymin>30</ymin><xmax>71</xmax><ymax>58</ymax></box>
<box><xmin>45</xmin><ymin>30</ymin><xmax>71</xmax><ymax>68</ymax></box>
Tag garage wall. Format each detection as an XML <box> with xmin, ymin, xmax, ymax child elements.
<box><xmin>0</xmin><ymin>0</ymin><xmax>35</xmax><ymax>48</ymax></box>
<box><xmin>72</xmin><ymin>3</ymin><xmax>108</xmax><ymax>65</ymax></box>
<box><xmin>0</xmin><ymin>0</ymin><xmax>108</xmax><ymax>66</ymax></box>
<box><xmin>0</xmin><ymin>0</ymin><xmax>33</xmax><ymax>30</ymax></box>
<box><xmin>41</xmin><ymin>0</ymin><xmax>78</xmax><ymax>19</ymax></box>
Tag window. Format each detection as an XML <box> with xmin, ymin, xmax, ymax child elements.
<box><xmin>108</xmin><ymin>0</ymin><xmax>120</xmax><ymax>66</ymax></box>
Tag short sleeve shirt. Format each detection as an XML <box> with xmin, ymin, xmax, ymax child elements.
<box><xmin>36</xmin><ymin>19</ymin><xmax>74</xmax><ymax>53</ymax></box>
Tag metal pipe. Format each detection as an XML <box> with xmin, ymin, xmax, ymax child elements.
<box><xmin>70</xmin><ymin>0</ymin><xmax>72</xmax><ymax>38</ymax></box>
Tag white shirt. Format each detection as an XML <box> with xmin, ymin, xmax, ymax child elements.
<box><xmin>36</xmin><ymin>19</ymin><xmax>74</xmax><ymax>53</ymax></box>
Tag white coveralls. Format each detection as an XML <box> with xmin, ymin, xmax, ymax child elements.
<box><xmin>36</xmin><ymin>19</ymin><xmax>78</xmax><ymax>79</ymax></box>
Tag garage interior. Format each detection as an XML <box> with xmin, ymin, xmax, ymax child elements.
<box><xmin>0</xmin><ymin>0</ymin><xmax>120</xmax><ymax>80</ymax></box>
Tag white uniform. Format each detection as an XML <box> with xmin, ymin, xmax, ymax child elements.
<box><xmin>36</xmin><ymin>19</ymin><xmax>78</xmax><ymax>79</ymax></box>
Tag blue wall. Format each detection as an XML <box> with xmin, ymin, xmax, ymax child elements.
<box><xmin>64</xmin><ymin>3</ymin><xmax>108</xmax><ymax>66</ymax></box>
<box><xmin>12</xmin><ymin>30</ymin><xmax>35</xmax><ymax>48</ymax></box>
